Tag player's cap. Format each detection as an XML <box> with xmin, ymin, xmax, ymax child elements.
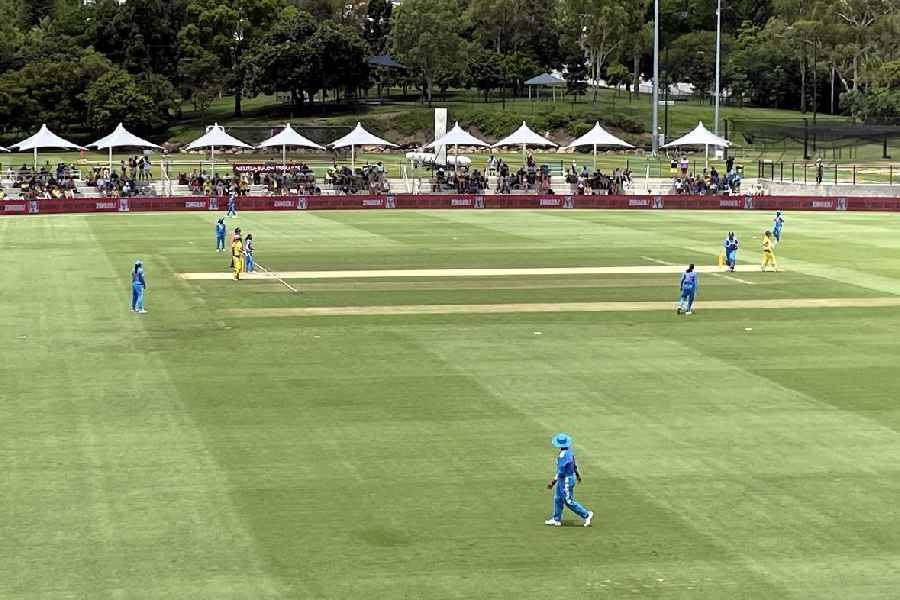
<box><xmin>134</xmin><ymin>259</ymin><xmax>142</xmax><ymax>266</ymax></box>
<box><xmin>551</xmin><ymin>433</ymin><xmax>572</xmax><ymax>448</ymax></box>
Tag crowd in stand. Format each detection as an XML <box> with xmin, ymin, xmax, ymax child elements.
<box><xmin>670</xmin><ymin>154</ymin><xmax>742</xmax><ymax>195</ymax></box>
<box><xmin>565</xmin><ymin>162</ymin><xmax>632</xmax><ymax>195</ymax></box>
<box><xmin>4</xmin><ymin>163</ymin><xmax>79</xmax><ymax>199</ymax></box>
<box><xmin>326</xmin><ymin>162</ymin><xmax>387</xmax><ymax>195</ymax></box>
<box><xmin>179</xmin><ymin>172</ymin><xmax>249</xmax><ymax>197</ymax></box>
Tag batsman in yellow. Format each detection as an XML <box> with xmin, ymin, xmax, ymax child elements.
<box><xmin>761</xmin><ymin>230</ymin><xmax>778</xmax><ymax>272</ymax></box>
<box><xmin>231</xmin><ymin>235</ymin><xmax>244</xmax><ymax>280</ymax></box>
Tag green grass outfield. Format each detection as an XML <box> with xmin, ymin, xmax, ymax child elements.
<box><xmin>4</xmin><ymin>209</ymin><xmax>900</xmax><ymax>598</ymax></box>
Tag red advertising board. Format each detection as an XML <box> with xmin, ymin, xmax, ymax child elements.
<box><xmin>2</xmin><ymin>193</ymin><xmax>898</xmax><ymax>215</ymax></box>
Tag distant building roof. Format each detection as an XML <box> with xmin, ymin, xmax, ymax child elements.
<box><xmin>368</xmin><ymin>55</ymin><xmax>408</xmax><ymax>70</ymax></box>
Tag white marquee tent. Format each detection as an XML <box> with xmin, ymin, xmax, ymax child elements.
<box><xmin>493</xmin><ymin>121</ymin><xmax>557</xmax><ymax>165</ymax></box>
<box><xmin>257</xmin><ymin>124</ymin><xmax>324</xmax><ymax>166</ymax></box>
<box><xmin>186</xmin><ymin>123</ymin><xmax>252</xmax><ymax>175</ymax></box>
<box><xmin>11</xmin><ymin>124</ymin><xmax>85</xmax><ymax>169</ymax></box>
<box><xmin>662</xmin><ymin>121</ymin><xmax>730</xmax><ymax>168</ymax></box>
<box><xmin>329</xmin><ymin>122</ymin><xmax>397</xmax><ymax>168</ymax></box>
<box><xmin>88</xmin><ymin>123</ymin><xmax>161</xmax><ymax>171</ymax></box>
<box><xmin>425</xmin><ymin>122</ymin><xmax>488</xmax><ymax>171</ymax></box>
<box><xmin>566</xmin><ymin>121</ymin><xmax>633</xmax><ymax>168</ymax></box>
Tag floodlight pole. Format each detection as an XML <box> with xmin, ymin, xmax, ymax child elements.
<box><xmin>651</xmin><ymin>0</ymin><xmax>660</xmax><ymax>156</ymax></box>
<box><xmin>714</xmin><ymin>0</ymin><xmax>722</xmax><ymax>136</ymax></box>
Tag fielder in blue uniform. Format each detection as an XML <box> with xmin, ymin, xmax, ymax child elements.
<box><xmin>723</xmin><ymin>231</ymin><xmax>739</xmax><ymax>271</ymax></box>
<box><xmin>131</xmin><ymin>259</ymin><xmax>147</xmax><ymax>313</ymax></box>
<box><xmin>545</xmin><ymin>433</ymin><xmax>593</xmax><ymax>527</ymax></box>
<box><xmin>215</xmin><ymin>218</ymin><xmax>226</xmax><ymax>252</ymax></box>
<box><xmin>243</xmin><ymin>233</ymin><xmax>254</xmax><ymax>273</ymax></box>
<box><xmin>226</xmin><ymin>192</ymin><xmax>237</xmax><ymax>218</ymax></box>
<box><xmin>773</xmin><ymin>211</ymin><xmax>784</xmax><ymax>243</ymax></box>
<box><xmin>676</xmin><ymin>264</ymin><xmax>697</xmax><ymax>315</ymax></box>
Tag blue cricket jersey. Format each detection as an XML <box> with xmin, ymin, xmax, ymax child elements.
<box><xmin>215</xmin><ymin>222</ymin><xmax>226</xmax><ymax>238</ymax></box>
<box><xmin>132</xmin><ymin>268</ymin><xmax>146</xmax><ymax>288</ymax></box>
<box><xmin>680</xmin><ymin>271</ymin><xmax>697</xmax><ymax>292</ymax></box>
<box><xmin>556</xmin><ymin>449</ymin><xmax>577</xmax><ymax>478</ymax></box>
<box><xmin>774</xmin><ymin>215</ymin><xmax>784</xmax><ymax>230</ymax></box>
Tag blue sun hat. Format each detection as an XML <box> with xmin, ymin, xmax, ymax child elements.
<box><xmin>551</xmin><ymin>433</ymin><xmax>572</xmax><ymax>448</ymax></box>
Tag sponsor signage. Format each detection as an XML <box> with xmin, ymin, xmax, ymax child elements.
<box><xmin>95</xmin><ymin>201</ymin><xmax>117</xmax><ymax>210</ymax></box>
<box><xmin>272</xmin><ymin>199</ymin><xmax>295</xmax><ymax>208</ymax></box>
<box><xmin>232</xmin><ymin>163</ymin><xmax>312</xmax><ymax>174</ymax></box>
<box><xmin>539</xmin><ymin>198</ymin><xmax>561</xmax><ymax>207</ymax></box>
<box><xmin>185</xmin><ymin>200</ymin><xmax>207</xmax><ymax>209</ymax></box>
<box><xmin>451</xmin><ymin>198</ymin><xmax>472</xmax><ymax>207</ymax></box>
<box><xmin>812</xmin><ymin>200</ymin><xmax>834</xmax><ymax>209</ymax></box>
<box><xmin>628</xmin><ymin>198</ymin><xmax>649</xmax><ymax>207</ymax></box>
<box><xmin>719</xmin><ymin>198</ymin><xmax>741</xmax><ymax>208</ymax></box>
<box><xmin>4</xmin><ymin>203</ymin><xmax>26</xmax><ymax>212</ymax></box>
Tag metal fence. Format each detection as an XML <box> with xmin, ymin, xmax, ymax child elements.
<box><xmin>757</xmin><ymin>161</ymin><xmax>899</xmax><ymax>185</ymax></box>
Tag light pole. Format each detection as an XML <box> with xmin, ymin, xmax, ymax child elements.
<box><xmin>651</xmin><ymin>0</ymin><xmax>660</xmax><ymax>155</ymax></box>
<box><xmin>714</xmin><ymin>0</ymin><xmax>722</xmax><ymax>135</ymax></box>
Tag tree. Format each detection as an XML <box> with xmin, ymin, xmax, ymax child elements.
<box><xmin>560</xmin><ymin>0</ymin><xmax>629</xmax><ymax>102</ymax></box>
<box><xmin>243</xmin><ymin>9</ymin><xmax>321</xmax><ymax>107</ymax></box>
<box><xmin>179</xmin><ymin>0</ymin><xmax>286</xmax><ymax>117</ymax></box>
<box><xmin>363</xmin><ymin>0</ymin><xmax>392</xmax><ymax>53</ymax></box>
<box><xmin>84</xmin><ymin>68</ymin><xmax>159</xmax><ymax>132</ymax></box>
<box><xmin>667</xmin><ymin>30</ymin><xmax>734</xmax><ymax>100</ymax></box>
<box><xmin>392</xmin><ymin>0</ymin><xmax>464</xmax><ymax>104</ymax></box>
<box><xmin>314</xmin><ymin>21</ymin><xmax>370</xmax><ymax>100</ymax></box>
<box><xmin>94</xmin><ymin>0</ymin><xmax>187</xmax><ymax>80</ymax></box>
<box><xmin>563</xmin><ymin>50</ymin><xmax>588</xmax><ymax>102</ymax></box>
<box><xmin>467</xmin><ymin>46</ymin><xmax>503</xmax><ymax>101</ymax></box>
<box><xmin>178</xmin><ymin>53</ymin><xmax>223</xmax><ymax>118</ymax></box>
<box><xmin>0</xmin><ymin>48</ymin><xmax>112</xmax><ymax>131</ymax></box>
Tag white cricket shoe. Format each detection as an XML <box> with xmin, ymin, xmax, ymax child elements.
<box><xmin>685</xmin><ymin>311</ymin><xmax>693</xmax><ymax>316</ymax></box>
<box><xmin>583</xmin><ymin>511</ymin><xmax>594</xmax><ymax>527</ymax></box>
<box><xmin>138</xmin><ymin>309</ymin><xmax>148</xmax><ymax>314</ymax></box>
<box><xmin>544</xmin><ymin>519</ymin><xmax>561</xmax><ymax>527</ymax></box>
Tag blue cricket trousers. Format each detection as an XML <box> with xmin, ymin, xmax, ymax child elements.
<box><xmin>726</xmin><ymin>250</ymin><xmax>736</xmax><ymax>268</ymax></box>
<box><xmin>216</xmin><ymin>235</ymin><xmax>225</xmax><ymax>251</ymax></box>
<box><xmin>552</xmin><ymin>475</ymin><xmax>590</xmax><ymax>521</ymax></box>
<box><xmin>244</xmin><ymin>253</ymin><xmax>254</xmax><ymax>272</ymax></box>
<box><xmin>131</xmin><ymin>283</ymin><xmax>144</xmax><ymax>311</ymax></box>
<box><xmin>679</xmin><ymin>289</ymin><xmax>695</xmax><ymax>312</ymax></box>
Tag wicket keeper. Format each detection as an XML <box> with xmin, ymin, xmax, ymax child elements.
<box><xmin>761</xmin><ymin>231</ymin><xmax>778</xmax><ymax>272</ymax></box>
<box><xmin>545</xmin><ymin>433</ymin><xmax>593</xmax><ymax>527</ymax></box>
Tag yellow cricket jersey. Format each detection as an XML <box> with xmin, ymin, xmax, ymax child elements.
<box><xmin>232</xmin><ymin>240</ymin><xmax>243</xmax><ymax>257</ymax></box>
<box><xmin>762</xmin><ymin>236</ymin><xmax>774</xmax><ymax>253</ymax></box>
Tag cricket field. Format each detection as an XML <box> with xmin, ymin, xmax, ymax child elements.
<box><xmin>3</xmin><ymin>209</ymin><xmax>900</xmax><ymax>599</ymax></box>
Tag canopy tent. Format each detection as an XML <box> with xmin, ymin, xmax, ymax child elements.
<box><xmin>662</xmin><ymin>121</ymin><xmax>730</xmax><ymax>169</ymax></box>
<box><xmin>11</xmin><ymin>124</ymin><xmax>85</xmax><ymax>169</ymax></box>
<box><xmin>88</xmin><ymin>123</ymin><xmax>161</xmax><ymax>172</ymax></box>
<box><xmin>425</xmin><ymin>121</ymin><xmax>489</xmax><ymax>171</ymax></box>
<box><xmin>0</xmin><ymin>146</ymin><xmax>7</xmax><ymax>152</ymax></box>
<box><xmin>367</xmin><ymin>54</ymin><xmax>408</xmax><ymax>70</ymax></box>
<box><xmin>186</xmin><ymin>124</ymin><xmax>252</xmax><ymax>176</ymax></box>
<box><xmin>525</xmin><ymin>72</ymin><xmax>566</xmax><ymax>102</ymax></box>
<box><xmin>493</xmin><ymin>121</ymin><xmax>557</xmax><ymax>166</ymax></box>
<box><xmin>329</xmin><ymin>122</ymin><xmax>397</xmax><ymax>168</ymax></box>
<box><xmin>257</xmin><ymin>124</ymin><xmax>324</xmax><ymax>167</ymax></box>
<box><xmin>566</xmin><ymin>121</ymin><xmax>634</xmax><ymax>169</ymax></box>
